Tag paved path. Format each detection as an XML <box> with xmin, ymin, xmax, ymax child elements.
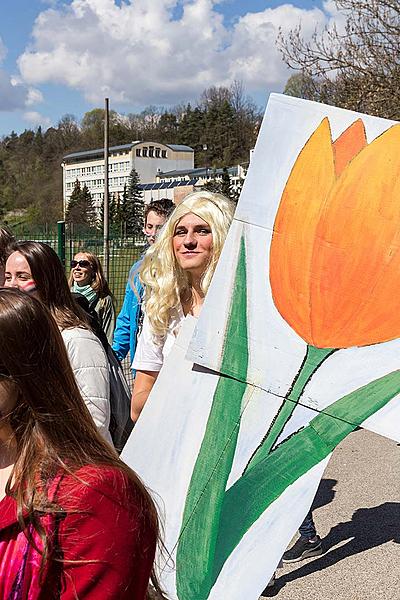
<box><xmin>261</xmin><ymin>429</ymin><xmax>400</xmax><ymax>600</ymax></box>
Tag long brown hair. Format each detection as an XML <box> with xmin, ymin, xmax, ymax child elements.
<box><xmin>7</xmin><ymin>241</ymin><xmax>89</xmax><ymax>330</ymax></box>
<box><xmin>68</xmin><ymin>249</ymin><xmax>113</xmax><ymax>299</ymax></box>
<box><xmin>0</xmin><ymin>288</ymin><xmax>163</xmax><ymax>594</ymax></box>
<box><xmin>0</xmin><ymin>225</ymin><xmax>14</xmax><ymax>267</ymax></box>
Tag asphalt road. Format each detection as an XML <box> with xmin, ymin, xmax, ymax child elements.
<box><xmin>261</xmin><ymin>429</ymin><xmax>400</xmax><ymax>600</ymax></box>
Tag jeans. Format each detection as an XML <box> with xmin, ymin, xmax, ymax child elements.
<box><xmin>298</xmin><ymin>510</ymin><xmax>317</xmax><ymax>540</ymax></box>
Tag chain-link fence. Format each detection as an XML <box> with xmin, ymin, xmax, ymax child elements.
<box><xmin>13</xmin><ymin>222</ymin><xmax>144</xmax><ymax>386</ymax></box>
<box><xmin>13</xmin><ymin>222</ymin><xmax>144</xmax><ymax>311</ymax></box>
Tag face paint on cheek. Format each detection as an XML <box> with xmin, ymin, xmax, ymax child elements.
<box><xmin>20</xmin><ymin>280</ymin><xmax>37</xmax><ymax>294</ymax></box>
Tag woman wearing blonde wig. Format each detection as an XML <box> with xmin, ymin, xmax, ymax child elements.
<box><xmin>131</xmin><ymin>190</ymin><xmax>235</xmax><ymax>421</ymax></box>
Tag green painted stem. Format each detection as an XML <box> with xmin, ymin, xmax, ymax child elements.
<box><xmin>245</xmin><ymin>345</ymin><xmax>335</xmax><ymax>473</ymax></box>
<box><xmin>210</xmin><ymin>368</ymin><xmax>400</xmax><ymax>587</ymax></box>
<box><xmin>176</xmin><ymin>237</ymin><xmax>249</xmax><ymax>600</ymax></box>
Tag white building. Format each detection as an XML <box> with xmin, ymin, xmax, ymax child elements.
<box><xmin>61</xmin><ymin>141</ymin><xmax>194</xmax><ymax>215</ymax></box>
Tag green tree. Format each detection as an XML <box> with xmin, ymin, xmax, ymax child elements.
<box><xmin>65</xmin><ymin>180</ymin><xmax>96</xmax><ymax>227</ymax></box>
<box><xmin>99</xmin><ymin>192</ymin><xmax>121</xmax><ymax>234</ymax></box>
<box><xmin>284</xmin><ymin>73</ymin><xmax>320</xmax><ymax>101</ymax></box>
<box><xmin>120</xmin><ymin>169</ymin><xmax>144</xmax><ymax>235</ymax></box>
<box><xmin>58</xmin><ymin>114</ymin><xmax>80</xmax><ymax>149</ymax></box>
<box><xmin>158</xmin><ymin>111</ymin><xmax>178</xmax><ymax>142</ymax></box>
<box><xmin>203</xmin><ymin>167</ymin><xmax>239</xmax><ymax>203</ymax></box>
<box><xmin>220</xmin><ymin>167</ymin><xmax>232</xmax><ymax>199</ymax></box>
<box><xmin>178</xmin><ymin>105</ymin><xmax>206</xmax><ymax>165</ymax></box>
<box><xmin>202</xmin><ymin>168</ymin><xmax>222</xmax><ymax>195</ymax></box>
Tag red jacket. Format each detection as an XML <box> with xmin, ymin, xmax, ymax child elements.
<box><xmin>0</xmin><ymin>465</ymin><xmax>156</xmax><ymax>599</ymax></box>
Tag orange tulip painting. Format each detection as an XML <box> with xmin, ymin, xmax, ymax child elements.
<box><xmin>270</xmin><ymin>117</ymin><xmax>400</xmax><ymax>349</ymax></box>
<box><xmin>246</xmin><ymin>117</ymin><xmax>400</xmax><ymax>465</ymax></box>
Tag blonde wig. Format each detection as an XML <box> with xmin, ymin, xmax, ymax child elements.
<box><xmin>140</xmin><ymin>190</ymin><xmax>235</xmax><ymax>337</ymax></box>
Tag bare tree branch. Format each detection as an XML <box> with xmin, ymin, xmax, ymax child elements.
<box><xmin>278</xmin><ymin>0</ymin><xmax>400</xmax><ymax>118</ymax></box>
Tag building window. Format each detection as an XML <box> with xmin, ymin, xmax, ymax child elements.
<box><xmin>149</xmin><ymin>146</ymin><xmax>154</xmax><ymax>158</ymax></box>
<box><xmin>161</xmin><ymin>150</ymin><xmax>167</xmax><ymax>158</ymax></box>
<box><xmin>155</xmin><ymin>148</ymin><xmax>160</xmax><ymax>158</ymax></box>
<box><xmin>136</xmin><ymin>149</ymin><xmax>141</xmax><ymax>157</ymax></box>
<box><xmin>142</xmin><ymin>147</ymin><xmax>148</xmax><ymax>157</ymax></box>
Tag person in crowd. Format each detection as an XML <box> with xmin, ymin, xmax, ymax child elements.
<box><xmin>69</xmin><ymin>249</ymin><xmax>116</xmax><ymax>344</ymax></box>
<box><xmin>131</xmin><ymin>190</ymin><xmax>235</xmax><ymax>421</ymax></box>
<box><xmin>4</xmin><ymin>241</ymin><xmax>112</xmax><ymax>443</ymax></box>
<box><xmin>0</xmin><ymin>226</ymin><xmax>14</xmax><ymax>286</ymax></box>
<box><xmin>282</xmin><ymin>509</ymin><xmax>322</xmax><ymax>562</ymax></box>
<box><xmin>0</xmin><ymin>288</ymin><xmax>161</xmax><ymax>598</ymax></box>
<box><xmin>112</xmin><ymin>198</ymin><xmax>175</xmax><ymax>371</ymax></box>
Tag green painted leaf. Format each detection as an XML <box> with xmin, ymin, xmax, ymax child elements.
<box><xmin>176</xmin><ymin>236</ymin><xmax>248</xmax><ymax>600</ymax></box>
<box><xmin>245</xmin><ymin>345</ymin><xmax>334</xmax><ymax>473</ymax></box>
<box><xmin>211</xmin><ymin>368</ymin><xmax>400</xmax><ymax>585</ymax></box>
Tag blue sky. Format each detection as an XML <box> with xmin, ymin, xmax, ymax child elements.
<box><xmin>0</xmin><ymin>0</ymin><xmax>327</xmax><ymax>136</ymax></box>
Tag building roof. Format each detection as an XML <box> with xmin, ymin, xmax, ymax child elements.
<box><xmin>137</xmin><ymin>180</ymin><xmax>194</xmax><ymax>191</ymax></box>
<box><xmin>159</xmin><ymin>167</ymin><xmax>207</xmax><ymax>178</ymax></box>
<box><xmin>167</xmin><ymin>144</ymin><xmax>193</xmax><ymax>152</ymax></box>
<box><xmin>159</xmin><ymin>165</ymin><xmax>240</xmax><ymax>179</ymax></box>
<box><xmin>63</xmin><ymin>141</ymin><xmax>193</xmax><ymax>162</ymax></box>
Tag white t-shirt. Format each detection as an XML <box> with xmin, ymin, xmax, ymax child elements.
<box><xmin>132</xmin><ymin>305</ymin><xmax>185</xmax><ymax>372</ymax></box>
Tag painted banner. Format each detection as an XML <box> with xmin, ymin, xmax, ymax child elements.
<box><xmin>122</xmin><ymin>94</ymin><xmax>400</xmax><ymax>599</ymax></box>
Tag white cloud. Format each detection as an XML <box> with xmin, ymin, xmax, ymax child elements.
<box><xmin>23</xmin><ymin>110</ymin><xmax>52</xmax><ymax>128</ymax></box>
<box><xmin>0</xmin><ymin>36</ymin><xmax>44</xmax><ymax>112</ymax></box>
<box><xmin>26</xmin><ymin>88</ymin><xmax>44</xmax><ymax>106</ymax></box>
<box><xmin>0</xmin><ymin>37</ymin><xmax>7</xmax><ymax>62</ymax></box>
<box><xmin>0</xmin><ymin>70</ymin><xmax>28</xmax><ymax>111</ymax></box>
<box><xmin>18</xmin><ymin>0</ymin><xmax>335</xmax><ymax>107</ymax></box>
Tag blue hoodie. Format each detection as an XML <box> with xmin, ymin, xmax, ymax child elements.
<box><xmin>112</xmin><ymin>258</ymin><xmax>144</xmax><ymax>370</ymax></box>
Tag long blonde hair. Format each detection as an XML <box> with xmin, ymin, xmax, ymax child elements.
<box><xmin>140</xmin><ymin>190</ymin><xmax>235</xmax><ymax>337</ymax></box>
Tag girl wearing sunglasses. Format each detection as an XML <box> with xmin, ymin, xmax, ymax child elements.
<box><xmin>69</xmin><ymin>251</ymin><xmax>116</xmax><ymax>344</ymax></box>
<box><xmin>0</xmin><ymin>288</ymin><xmax>161</xmax><ymax>599</ymax></box>
<box><xmin>4</xmin><ymin>241</ymin><xmax>112</xmax><ymax>444</ymax></box>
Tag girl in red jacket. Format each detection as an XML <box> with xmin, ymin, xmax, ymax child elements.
<box><xmin>0</xmin><ymin>288</ymin><xmax>163</xmax><ymax>599</ymax></box>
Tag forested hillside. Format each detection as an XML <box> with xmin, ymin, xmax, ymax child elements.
<box><xmin>0</xmin><ymin>82</ymin><xmax>261</xmax><ymax>226</ymax></box>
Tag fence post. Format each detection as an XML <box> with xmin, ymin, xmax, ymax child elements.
<box><xmin>103</xmin><ymin>97</ymin><xmax>110</xmax><ymax>279</ymax></box>
<box><xmin>57</xmin><ymin>220</ymin><xmax>66</xmax><ymax>266</ymax></box>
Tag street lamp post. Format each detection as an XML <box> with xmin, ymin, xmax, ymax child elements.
<box><xmin>202</xmin><ymin>143</ymin><xmax>208</xmax><ymax>180</ymax></box>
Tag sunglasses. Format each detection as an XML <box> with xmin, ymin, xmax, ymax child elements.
<box><xmin>71</xmin><ymin>260</ymin><xmax>92</xmax><ymax>269</ymax></box>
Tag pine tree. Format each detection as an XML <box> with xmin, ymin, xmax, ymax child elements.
<box><xmin>231</xmin><ymin>177</ymin><xmax>244</xmax><ymax>204</ymax></box>
<box><xmin>121</xmin><ymin>168</ymin><xmax>144</xmax><ymax>235</ymax></box>
<box><xmin>220</xmin><ymin>167</ymin><xmax>232</xmax><ymax>199</ymax></box>
<box><xmin>203</xmin><ymin>167</ymin><xmax>235</xmax><ymax>201</ymax></box>
<box><xmin>65</xmin><ymin>180</ymin><xmax>96</xmax><ymax>227</ymax></box>
<box><xmin>202</xmin><ymin>169</ymin><xmax>222</xmax><ymax>194</ymax></box>
<box><xmin>99</xmin><ymin>192</ymin><xmax>119</xmax><ymax>233</ymax></box>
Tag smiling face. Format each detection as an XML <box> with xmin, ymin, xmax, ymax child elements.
<box><xmin>172</xmin><ymin>213</ymin><xmax>213</xmax><ymax>277</ymax></box>
<box><xmin>4</xmin><ymin>252</ymin><xmax>38</xmax><ymax>296</ymax></box>
<box><xmin>70</xmin><ymin>253</ymin><xmax>94</xmax><ymax>287</ymax></box>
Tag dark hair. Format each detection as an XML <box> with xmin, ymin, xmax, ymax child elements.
<box><xmin>68</xmin><ymin>249</ymin><xmax>113</xmax><ymax>300</ymax></box>
<box><xmin>6</xmin><ymin>241</ymin><xmax>89</xmax><ymax>330</ymax></box>
<box><xmin>0</xmin><ymin>288</ymin><xmax>162</xmax><ymax>592</ymax></box>
<box><xmin>144</xmin><ymin>198</ymin><xmax>175</xmax><ymax>222</ymax></box>
<box><xmin>0</xmin><ymin>226</ymin><xmax>15</xmax><ymax>267</ymax></box>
